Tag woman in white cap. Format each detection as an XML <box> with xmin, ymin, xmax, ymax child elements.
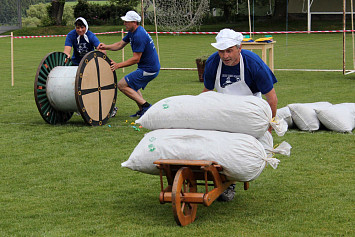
<box><xmin>202</xmin><ymin>28</ymin><xmax>278</xmax><ymax>202</ymax></box>
<box><xmin>64</xmin><ymin>17</ymin><xmax>105</xmax><ymax>66</ymax></box>
<box><xmin>98</xmin><ymin>11</ymin><xmax>160</xmax><ymax>118</ymax></box>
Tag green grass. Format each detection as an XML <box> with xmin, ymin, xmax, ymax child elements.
<box><xmin>0</xmin><ymin>27</ymin><xmax>354</xmax><ymax>236</ymax></box>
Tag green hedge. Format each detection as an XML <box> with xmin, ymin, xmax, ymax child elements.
<box><xmin>74</xmin><ymin>0</ymin><xmax>133</xmax><ymax>25</ymax></box>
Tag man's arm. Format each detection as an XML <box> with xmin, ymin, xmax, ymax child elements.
<box><xmin>98</xmin><ymin>40</ymin><xmax>128</xmax><ymax>51</ymax></box>
<box><xmin>91</xmin><ymin>35</ymin><xmax>107</xmax><ymax>55</ymax></box>
<box><xmin>264</xmin><ymin>88</ymin><xmax>278</xmax><ymax>118</ymax></box>
<box><xmin>110</xmin><ymin>52</ymin><xmax>142</xmax><ymax>71</ymax></box>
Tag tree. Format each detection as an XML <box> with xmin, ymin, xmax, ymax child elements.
<box><xmin>273</xmin><ymin>0</ymin><xmax>288</xmax><ymax>19</ymax></box>
<box><xmin>209</xmin><ymin>0</ymin><xmax>237</xmax><ymax>22</ymax></box>
<box><xmin>48</xmin><ymin>0</ymin><xmax>65</xmax><ymax>25</ymax></box>
<box><xmin>109</xmin><ymin>0</ymin><xmax>140</xmax><ymax>7</ymax></box>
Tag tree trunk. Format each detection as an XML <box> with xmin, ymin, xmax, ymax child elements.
<box><xmin>273</xmin><ymin>0</ymin><xmax>288</xmax><ymax>19</ymax></box>
<box><xmin>51</xmin><ymin>0</ymin><xmax>65</xmax><ymax>25</ymax></box>
<box><xmin>223</xmin><ymin>3</ymin><xmax>232</xmax><ymax>22</ymax></box>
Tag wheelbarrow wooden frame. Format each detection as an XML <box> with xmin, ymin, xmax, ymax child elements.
<box><xmin>154</xmin><ymin>159</ymin><xmax>249</xmax><ymax>226</ymax></box>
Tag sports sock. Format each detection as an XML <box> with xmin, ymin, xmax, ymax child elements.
<box><xmin>142</xmin><ymin>102</ymin><xmax>150</xmax><ymax>108</ymax></box>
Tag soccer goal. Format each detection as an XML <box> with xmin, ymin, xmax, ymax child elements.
<box><xmin>142</xmin><ymin>0</ymin><xmax>209</xmax><ymax>32</ymax></box>
<box><xmin>342</xmin><ymin>0</ymin><xmax>355</xmax><ymax>75</ymax></box>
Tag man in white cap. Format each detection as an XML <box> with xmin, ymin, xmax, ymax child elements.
<box><xmin>98</xmin><ymin>11</ymin><xmax>160</xmax><ymax>118</ymax></box>
<box><xmin>64</xmin><ymin>17</ymin><xmax>105</xmax><ymax>66</ymax></box>
<box><xmin>203</xmin><ymin>28</ymin><xmax>278</xmax><ymax>117</ymax></box>
<box><xmin>203</xmin><ymin>28</ymin><xmax>278</xmax><ymax>202</ymax></box>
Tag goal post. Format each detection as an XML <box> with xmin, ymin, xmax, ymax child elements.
<box><xmin>343</xmin><ymin>0</ymin><xmax>355</xmax><ymax>75</ymax></box>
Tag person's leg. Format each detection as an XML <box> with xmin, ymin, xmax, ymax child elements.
<box><xmin>117</xmin><ymin>77</ymin><xmax>147</xmax><ymax>106</ymax></box>
<box><xmin>136</xmin><ymin>90</ymin><xmax>144</xmax><ymax>111</ymax></box>
<box><xmin>217</xmin><ymin>183</ymin><xmax>236</xmax><ymax>202</ymax></box>
<box><xmin>128</xmin><ymin>90</ymin><xmax>145</xmax><ymax>117</ymax></box>
<box><xmin>117</xmin><ymin>77</ymin><xmax>151</xmax><ymax>117</ymax></box>
<box><xmin>119</xmin><ymin>69</ymin><xmax>158</xmax><ymax>116</ymax></box>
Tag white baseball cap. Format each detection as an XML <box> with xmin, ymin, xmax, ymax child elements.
<box><xmin>211</xmin><ymin>29</ymin><xmax>243</xmax><ymax>50</ymax></box>
<box><xmin>121</xmin><ymin>11</ymin><xmax>141</xmax><ymax>22</ymax></box>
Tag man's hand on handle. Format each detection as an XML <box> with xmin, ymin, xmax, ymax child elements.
<box><xmin>110</xmin><ymin>59</ymin><xmax>119</xmax><ymax>71</ymax></box>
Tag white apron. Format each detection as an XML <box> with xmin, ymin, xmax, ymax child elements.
<box><xmin>215</xmin><ymin>54</ymin><xmax>262</xmax><ymax>98</ymax></box>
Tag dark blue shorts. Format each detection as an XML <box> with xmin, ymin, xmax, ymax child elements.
<box><xmin>124</xmin><ymin>68</ymin><xmax>159</xmax><ymax>91</ymax></box>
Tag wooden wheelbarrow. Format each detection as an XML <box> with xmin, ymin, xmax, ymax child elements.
<box><xmin>153</xmin><ymin>159</ymin><xmax>249</xmax><ymax>226</ymax></box>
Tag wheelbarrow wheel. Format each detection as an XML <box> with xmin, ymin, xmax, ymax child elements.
<box><xmin>171</xmin><ymin>167</ymin><xmax>197</xmax><ymax>226</ymax></box>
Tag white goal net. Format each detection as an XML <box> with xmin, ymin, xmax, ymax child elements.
<box><xmin>144</xmin><ymin>0</ymin><xmax>209</xmax><ymax>32</ymax></box>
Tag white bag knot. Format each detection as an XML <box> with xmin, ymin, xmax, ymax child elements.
<box><xmin>270</xmin><ymin>117</ymin><xmax>288</xmax><ymax>136</ymax></box>
<box><xmin>263</xmin><ymin>157</ymin><xmax>280</xmax><ymax>169</ymax></box>
<box><xmin>273</xmin><ymin>141</ymin><xmax>292</xmax><ymax>156</ymax></box>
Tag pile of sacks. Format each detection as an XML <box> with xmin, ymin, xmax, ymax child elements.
<box><xmin>122</xmin><ymin>91</ymin><xmax>291</xmax><ymax>182</ymax></box>
<box><xmin>276</xmin><ymin>102</ymin><xmax>355</xmax><ymax>133</ymax></box>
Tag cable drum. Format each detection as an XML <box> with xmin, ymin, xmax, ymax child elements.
<box><xmin>34</xmin><ymin>51</ymin><xmax>117</xmax><ymax>126</ymax></box>
<box><xmin>46</xmin><ymin>66</ymin><xmax>78</xmax><ymax>112</ymax></box>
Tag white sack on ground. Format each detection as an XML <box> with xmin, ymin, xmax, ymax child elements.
<box><xmin>121</xmin><ymin>129</ymin><xmax>280</xmax><ymax>182</ymax></box>
<box><xmin>257</xmin><ymin>131</ymin><xmax>292</xmax><ymax>156</ymax></box>
<box><xmin>315</xmin><ymin>103</ymin><xmax>355</xmax><ymax>133</ymax></box>
<box><xmin>288</xmin><ymin>102</ymin><xmax>332</xmax><ymax>131</ymax></box>
<box><xmin>136</xmin><ymin>91</ymin><xmax>287</xmax><ymax>138</ymax></box>
<box><xmin>276</xmin><ymin>106</ymin><xmax>294</xmax><ymax>128</ymax></box>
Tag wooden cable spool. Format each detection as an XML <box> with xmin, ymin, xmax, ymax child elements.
<box><xmin>34</xmin><ymin>51</ymin><xmax>117</xmax><ymax>126</ymax></box>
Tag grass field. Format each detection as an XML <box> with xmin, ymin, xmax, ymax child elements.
<box><xmin>0</xmin><ymin>28</ymin><xmax>354</xmax><ymax>236</ymax></box>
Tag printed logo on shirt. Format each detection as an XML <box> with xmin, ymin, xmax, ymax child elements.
<box><xmin>146</xmin><ymin>32</ymin><xmax>156</xmax><ymax>49</ymax></box>
<box><xmin>221</xmin><ymin>74</ymin><xmax>241</xmax><ymax>88</ymax></box>
<box><xmin>77</xmin><ymin>43</ymin><xmax>89</xmax><ymax>57</ymax></box>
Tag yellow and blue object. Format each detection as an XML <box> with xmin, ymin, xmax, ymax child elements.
<box><xmin>242</xmin><ymin>35</ymin><xmax>254</xmax><ymax>42</ymax></box>
<box><xmin>255</xmin><ymin>35</ymin><xmax>273</xmax><ymax>43</ymax></box>
<box><xmin>242</xmin><ymin>35</ymin><xmax>273</xmax><ymax>43</ymax></box>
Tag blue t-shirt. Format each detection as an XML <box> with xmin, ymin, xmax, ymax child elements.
<box><xmin>203</xmin><ymin>49</ymin><xmax>277</xmax><ymax>94</ymax></box>
<box><xmin>65</xmin><ymin>29</ymin><xmax>100</xmax><ymax>65</ymax></box>
<box><xmin>123</xmin><ymin>26</ymin><xmax>160</xmax><ymax>72</ymax></box>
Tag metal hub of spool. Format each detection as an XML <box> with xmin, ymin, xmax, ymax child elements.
<box><xmin>34</xmin><ymin>51</ymin><xmax>117</xmax><ymax>126</ymax></box>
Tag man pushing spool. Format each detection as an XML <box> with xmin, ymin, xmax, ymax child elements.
<box><xmin>98</xmin><ymin>11</ymin><xmax>161</xmax><ymax>118</ymax></box>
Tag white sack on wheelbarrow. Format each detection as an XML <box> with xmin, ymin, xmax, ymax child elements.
<box><xmin>121</xmin><ymin>129</ymin><xmax>281</xmax><ymax>182</ymax></box>
<box><xmin>257</xmin><ymin>131</ymin><xmax>292</xmax><ymax>157</ymax></box>
<box><xmin>136</xmin><ymin>91</ymin><xmax>287</xmax><ymax>138</ymax></box>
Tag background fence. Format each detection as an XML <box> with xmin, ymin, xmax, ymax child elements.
<box><xmin>1</xmin><ymin>30</ymin><xmax>355</xmax><ymax>88</ymax></box>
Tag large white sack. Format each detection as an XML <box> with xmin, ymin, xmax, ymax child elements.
<box><xmin>276</xmin><ymin>106</ymin><xmax>294</xmax><ymax>128</ymax></box>
<box><xmin>288</xmin><ymin>102</ymin><xmax>332</xmax><ymax>131</ymax></box>
<box><xmin>315</xmin><ymin>103</ymin><xmax>355</xmax><ymax>133</ymax></box>
<box><xmin>257</xmin><ymin>131</ymin><xmax>292</xmax><ymax>156</ymax></box>
<box><xmin>136</xmin><ymin>91</ymin><xmax>287</xmax><ymax>138</ymax></box>
<box><xmin>121</xmin><ymin>129</ymin><xmax>280</xmax><ymax>182</ymax></box>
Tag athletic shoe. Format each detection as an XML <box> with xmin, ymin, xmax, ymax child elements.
<box><xmin>129</xmin><ymin>110</ymin><xmax>142</xmax><ymax>117</ymax></box>
<box><xmin>217</xmin><ymin>184</ymin><xmax>236</xmax><ymax>202</ymax></box>
<box><xmin>139</xmin><ymin>104</ymin><xmax>152</xmax><ymax>117</ymax></box>
<box><xmin>110</xmin><ymin>107</ymin><xmax>118</xmax><ymax>117</ymax></box>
